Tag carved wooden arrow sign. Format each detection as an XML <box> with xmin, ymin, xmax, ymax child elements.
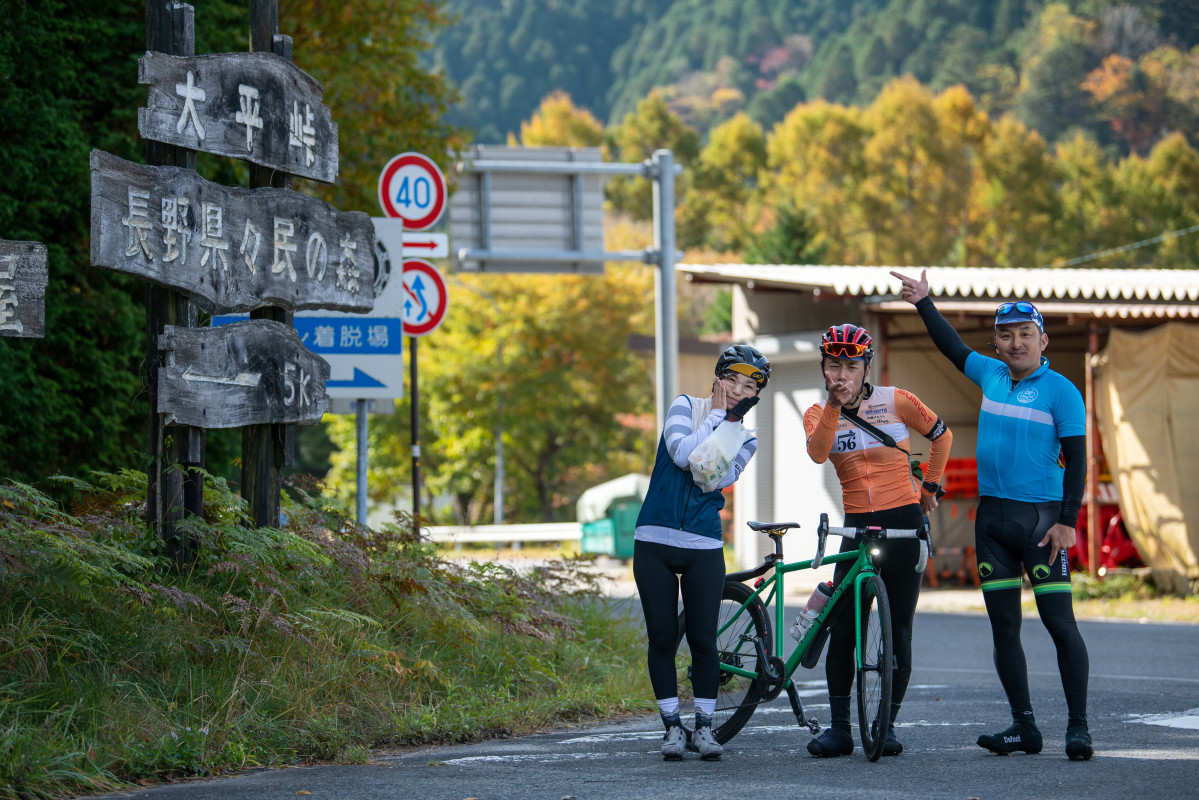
<box><xmin>90</xmin><ymin>149</ymin><xmax>374</xmax><ymax>314</ymax></box>
<box><xmin>158</xmin><ymin>319</ymin><xmax>329</xmax><ymax>428</ymax></box>
<box><xmin>0</xmin><ymin>239</ymin><xmax>48</xmax><ymax>338</ymax></box>
<box><xmin>138</xmin><ymin>50</ymin><xmax>338</xmax><ymax>183</ymax></box>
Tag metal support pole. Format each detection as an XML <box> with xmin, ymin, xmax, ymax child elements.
<box><xmin>356</xmin><ymin>399</ymin><xmax>368</xmax><ymax>526</ymax></box>
<box><xmin>1085</xmin><ymin>323</ymin><xmax>1100</xmax><ymax>577</ymax></box>
<box><xmin>494</xmin><ymin>339</ymin><xmax>505</xmax><ymax>526</ymax></box>
<box><xmin>651</xmin><ymin>149</ymin><xmax>679</xmax><ymax>430</ymax></box>
<box><xmin>410</xmin><ymin>336</ymin><xmax>420</xmax><ymax>535</ymax></box>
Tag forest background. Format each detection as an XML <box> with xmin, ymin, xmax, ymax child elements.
<box><xmin>3</xmin><ymin>0</ymin><xmax>1199</xmax><ymax>526</ymax></box>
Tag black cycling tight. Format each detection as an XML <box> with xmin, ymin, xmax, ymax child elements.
<box><xmin>633</xmin><ymin>539</ymin><xmax>726</xmax><ymax>701</ymax></box>
<box><xmin>824</xmin><ymin>504</ymin><xmax>925</xmax><ymax>704</ymax></box>
<box><xmin>975</xmin><ymin>496</ymin><xmax>1089</xmax><ymax>716</ymax></box>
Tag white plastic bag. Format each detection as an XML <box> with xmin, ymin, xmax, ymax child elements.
<box><xmin>688</xmin><ymin>422</ymin><xmax>751</xmax><ymax>493</ymax></box>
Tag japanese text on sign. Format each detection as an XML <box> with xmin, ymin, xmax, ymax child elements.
<box><xmin>90</xmin><ymin>150</ymin><xmax>374</xmax><ymax>314</ymax></box>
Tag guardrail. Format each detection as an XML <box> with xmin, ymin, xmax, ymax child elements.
<box><xmin>425</xmin><ymin>522</ymin><xmax>583</xmax><ymax>547</ymax></box>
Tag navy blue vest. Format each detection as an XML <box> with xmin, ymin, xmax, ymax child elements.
<box><xmin>635</xmin><ymin>430</ymin><xmax>725</xmax><ymax>541</ymax></box>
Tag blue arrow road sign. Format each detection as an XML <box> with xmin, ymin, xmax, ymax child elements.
<box><xmin>213</xmin><ymin>314</ymin><xmax>404</xmax><ymax>402</ymax></box>
<box><xmin>326</xmin><ymin>368</ymin><xmax>387</xmax><ymax>389</ymax></box>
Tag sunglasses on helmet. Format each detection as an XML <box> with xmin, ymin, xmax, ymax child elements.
<box><xmin>995</xmin><ymin>301</ymin><xmax>1038</xmax><ymax>318</ymax></box>
<box><xmin>821</xmin><ymin>341</ymin><xmax>871</xmax><ymax>358</ymax></box>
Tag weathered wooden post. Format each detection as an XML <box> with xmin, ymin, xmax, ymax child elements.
<box><xmin>144</xmin><ymin>0</ymin><xmax>202</xmax><ymax>564</ymax></box>
<box><xmin>242</xmin><ymin>0</ymin><xmax>295</xmax><ymax>530</ymax></box>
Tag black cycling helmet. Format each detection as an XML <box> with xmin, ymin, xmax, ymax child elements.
<box><xmin>715</xmin><ymin>344</ymin><xmax>771</xmax><ymax>389</ymax></box>
<box><xmin>820</xmin><ymin>324</ymin><xmax>874</xmax><ymax>363</ymax></box>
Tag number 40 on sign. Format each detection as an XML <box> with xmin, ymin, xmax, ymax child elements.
<box><xmin>377</xmin><ymin>152</ymin><xmax>447</xmax><ymax>232</ymax></box>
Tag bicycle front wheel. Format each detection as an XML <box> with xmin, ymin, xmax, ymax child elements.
<box><xmin>855</xmin><ymin>573</ymin><xmax>893</xmax><ymax>762</ymax></box>
<box><xmin>675</xmin><ymin>580</ymin><xmax>770</xmax><ymax>745</ymax></box>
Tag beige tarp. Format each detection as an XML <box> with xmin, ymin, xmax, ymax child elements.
<box><xmin>1095</xmin><ymin>323</ymin><xmax>1199</xmax><ymax>595</ymax></box>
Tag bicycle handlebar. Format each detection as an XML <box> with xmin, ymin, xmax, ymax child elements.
<box><xmin>814</xmin><ymin>513</ymin><xmax>931</xmax><ymax>573</ymax></box>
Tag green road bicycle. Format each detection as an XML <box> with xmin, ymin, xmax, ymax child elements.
<box><xmin>674</xmin><ymin>513</ymin><xmax>930</xmax><ymax>761</ymax></box>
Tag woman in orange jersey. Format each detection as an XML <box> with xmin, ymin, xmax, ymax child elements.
<box><xmin>802</xmin><ymin>323</ymin><xmax>952</xmax><ymax>758</ymax></box>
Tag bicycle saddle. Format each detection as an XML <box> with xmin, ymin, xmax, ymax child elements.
<box><xmin>747</xmin><ymin>521</ymin><xmax>800</xmax><ymax>533</ymax></box>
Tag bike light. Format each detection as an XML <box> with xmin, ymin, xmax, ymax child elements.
<box><xmin>871</xmin><ymin>548</ymin><xmax>881</xmax><ymax>556</ymax></box>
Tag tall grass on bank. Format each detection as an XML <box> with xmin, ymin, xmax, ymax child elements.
<box><xmin>0</xmin><ymin>472</ymin><xmax>651</xmax><ymax>799</ymax></box>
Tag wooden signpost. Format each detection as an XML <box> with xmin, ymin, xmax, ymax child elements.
<box><xmin>158</xmin><ymin>319</ymin><xmax>329</xmax><ymax>428</ymax></box>
<box><xmin>0</xmin><ymin>239</ymin><xmax>48</xmax><ymax>338</ymax></box>
<box><xmin>89</xmin><ymin>150</ymin><xmax>373</xmax><ymax>314</ymax></box>
<box><xmin>83</xmin><ymin>0</ymin><xmax>371</xmax><ymax>544</ymax></box>
<box><xmin>138</xmin><ymin>50</ymin><xmax>338</xmax><ymax>184</ymax></box>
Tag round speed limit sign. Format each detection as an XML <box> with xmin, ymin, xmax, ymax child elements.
<box><xmin>377</xmin><ymin>152</ymin><xmax>447</xmax><ymax>231</ymax></box>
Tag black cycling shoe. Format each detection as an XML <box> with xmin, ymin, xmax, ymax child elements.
<box><xmin>978</xmin><ymin>722</ymin><xmax>1043</xmax><ymax>755</ymax></box>
<box><xmin>1065</xmin><ymin>724</ymin><xmax>1093</xmax><ymax>761</ymax></box>
<box><xmin>807</xmin><ymin>727</ymin><xmax>854</xmax><ymax>757</ymax></box>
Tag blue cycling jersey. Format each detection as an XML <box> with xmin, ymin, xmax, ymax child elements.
<box><xmin>964</xmin><ymin>353</ymin><xmax>1086</xmax><ymax>503</ymax></box>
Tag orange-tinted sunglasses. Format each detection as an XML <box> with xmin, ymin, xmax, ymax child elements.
<box><xmin>821</xmin><ymin>341</ymin><xmax>870</xmax><ymax>358</ymax></box>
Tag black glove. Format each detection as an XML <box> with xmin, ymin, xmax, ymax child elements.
<box><xmin>724</xmin><ymin>396</ymin><xmax>759</xmax><ymax>423</ymax></box>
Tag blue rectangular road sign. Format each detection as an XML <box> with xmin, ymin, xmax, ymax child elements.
<box><xmin>292</xmin><ymin>317</ymin><xmax>404</xmax><ymax>355</ymax></box>
<box><xmin>212</xmin><ymin>314</ymin><xmax>404</xmax><ymax>401</ymax></box>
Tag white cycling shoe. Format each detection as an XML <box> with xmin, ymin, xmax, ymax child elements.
<box><xmin>661</xmin><ymin>723</ymin><xmax>686</xmax><ymax>760</ymax></box>
<box><xmin>691</xmin><ymin>722</ymin><xmax>723</xmax><ymax>761</ymax></box>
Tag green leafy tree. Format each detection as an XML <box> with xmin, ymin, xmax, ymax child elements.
<box><xmin>745</xmin><ymin>73</ymin><xmax>807</xmax><ymax>130</ymax></box>
<box><xmin>1014</xmin><ymin>5</ymin><xmax>1101</xmax><ymax>145</ymax></box>
<box><xmin>282</xmin><ymin>0</ymin><xmax>466</xmax><ymax>213</ymax></box>
<box><xmin>508</xmin><ymin>91</ymin><xmax>605</xmax><ymax>147</ymax></box>
<box><xmin>605</xmin><ymin>92</ymin><xmax>699</xmax><ymax>220</ymax></box>
<box><xmin>763</xmin><ymin>98</ymin><xmax>869</xmax><ymax>263</ymax></box>
<box><xmin>324</xmin><ymin>272</ymin><xmax>655</xmax><ymax>523</ymax></box>
<box><xmin>679</xmin><ymin>113</ymin><xmax>767</xmax><ymax>251</ymax></box>
<box><xmin>814</xmin><ymin>42</ymin><xmax>859</xmax><ymax>102</ymax></box>
<box><xmin>743</xmin><ymin>203</ymin><xmax>828</xmax><ymax>265</ymax></box>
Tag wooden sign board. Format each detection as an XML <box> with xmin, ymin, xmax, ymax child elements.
<box><xmin>90</xmin><ymin>149</ymin><xmax>375</xmax><ymax>314</ymax></box>
<box><xmin>0</xmin><ymin>239</ymin><xmax>48</xmax><ymax>338</ymax></box>
<box><xmin>138</xmin><ymin>50</ymin><xmax>337</xmax><ymax>183</ymax></box>
<box><xmin>158</xmin><ymin>319</ymin><xmax>330</xmax><ymax>428</ymax></box>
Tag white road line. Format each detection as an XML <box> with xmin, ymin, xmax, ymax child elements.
<box><xmin>917</xmin><ymin>665</ymin><xmax>1199</xmax><ymax>684</ymax></box>
<box><xmin>1127</xmin><ymin>709</ymin><xmax>1199</xmax><ymax>730</ymax></box>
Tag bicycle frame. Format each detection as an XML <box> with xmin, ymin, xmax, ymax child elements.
<box><xmin>717</xmin><ymin>541</ymin><xmax>880</xmax><ymax>685</ymax></box>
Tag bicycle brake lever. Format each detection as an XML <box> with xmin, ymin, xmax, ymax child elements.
<box><xmin>813</xmin><ymin>512</ymin><xmax>829</xmax><ymax>570</ymax></box>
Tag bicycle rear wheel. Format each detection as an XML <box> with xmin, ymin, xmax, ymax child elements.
<box><xmin>675</xmin><ymin>580</ymin><xmax>770</xmax><ymax>745</ymax></box>
<box><xmin>855</xmin><ymin>573</ymin><xmax>893</xmax><ymax>762</ymax></box>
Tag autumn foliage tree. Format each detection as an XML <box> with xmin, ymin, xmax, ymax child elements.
<box><xmin>324</xmin><ymin>271</ymin><xmax>654</xmax><ymax>524</ymax></box>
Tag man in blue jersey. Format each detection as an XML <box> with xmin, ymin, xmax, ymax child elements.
<box><xmin>891</xmin><ymin>269</ymin><xmax>1093</xmax><ymax>761</ymax></box>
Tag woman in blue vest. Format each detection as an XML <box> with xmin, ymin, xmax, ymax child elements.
<box><xmin>634</xmin><ymin>344</ymin><xmax>770</xmax><ymax>762</ymax></box>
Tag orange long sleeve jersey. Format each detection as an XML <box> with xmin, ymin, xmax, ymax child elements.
<box><xmin>803</xmin><ymin>385</ymin><xmax>952</xmax><ymax>514</ymax></box>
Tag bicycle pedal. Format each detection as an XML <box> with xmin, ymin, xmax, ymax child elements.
<box><xmin>807</xmin><ymin>719</ymin><xmax>821</xmax><ymax>735</ymax></box>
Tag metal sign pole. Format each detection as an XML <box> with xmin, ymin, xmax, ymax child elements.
<box><xmin>411</xmin><ymin>336</ymin><xmax>421</xmax><ymax>534</ymax></box>
<box><xmin>652</xmin><ymin>149</ymin><xmax>679</xmax><ymax>428</ymax></box>
<box><xmin>356</xmin><ymin>399</ymin><xmax>368</xmax><ymax>525</ymax></box>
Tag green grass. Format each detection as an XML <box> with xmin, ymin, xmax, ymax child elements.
<box><xmin>0</xmin><ymin>472</ymin><xmax>652</xmax><ymax>799</ymax></box>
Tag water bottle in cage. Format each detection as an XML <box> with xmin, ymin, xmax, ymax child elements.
<box><xmin>790</xmin><ymin>580</ymin><xmax>834</xmax><ymax>641</ymax></box>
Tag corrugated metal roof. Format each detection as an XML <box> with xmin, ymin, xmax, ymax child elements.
<box><xmin>678</xmin><ymin>264</ymin><xmax>1199</xmax><ymax>303</ymax></box>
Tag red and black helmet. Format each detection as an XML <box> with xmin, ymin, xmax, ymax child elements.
<box><xmin>821</xmin><ymin>324</ymin><xmax>874</xmax><ymax>362</ymax></box>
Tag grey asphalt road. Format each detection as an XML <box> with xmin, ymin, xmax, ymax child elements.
<box><xmin>83</xmin><ymin>608</ymin><xmax>1199</xmax><ymax>800</ymax></box>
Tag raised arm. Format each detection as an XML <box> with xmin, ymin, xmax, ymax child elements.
<box><xmin>890</xmin><ymin>269</ymin><xmax>973</xmax><ymax>372</ymax></box>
